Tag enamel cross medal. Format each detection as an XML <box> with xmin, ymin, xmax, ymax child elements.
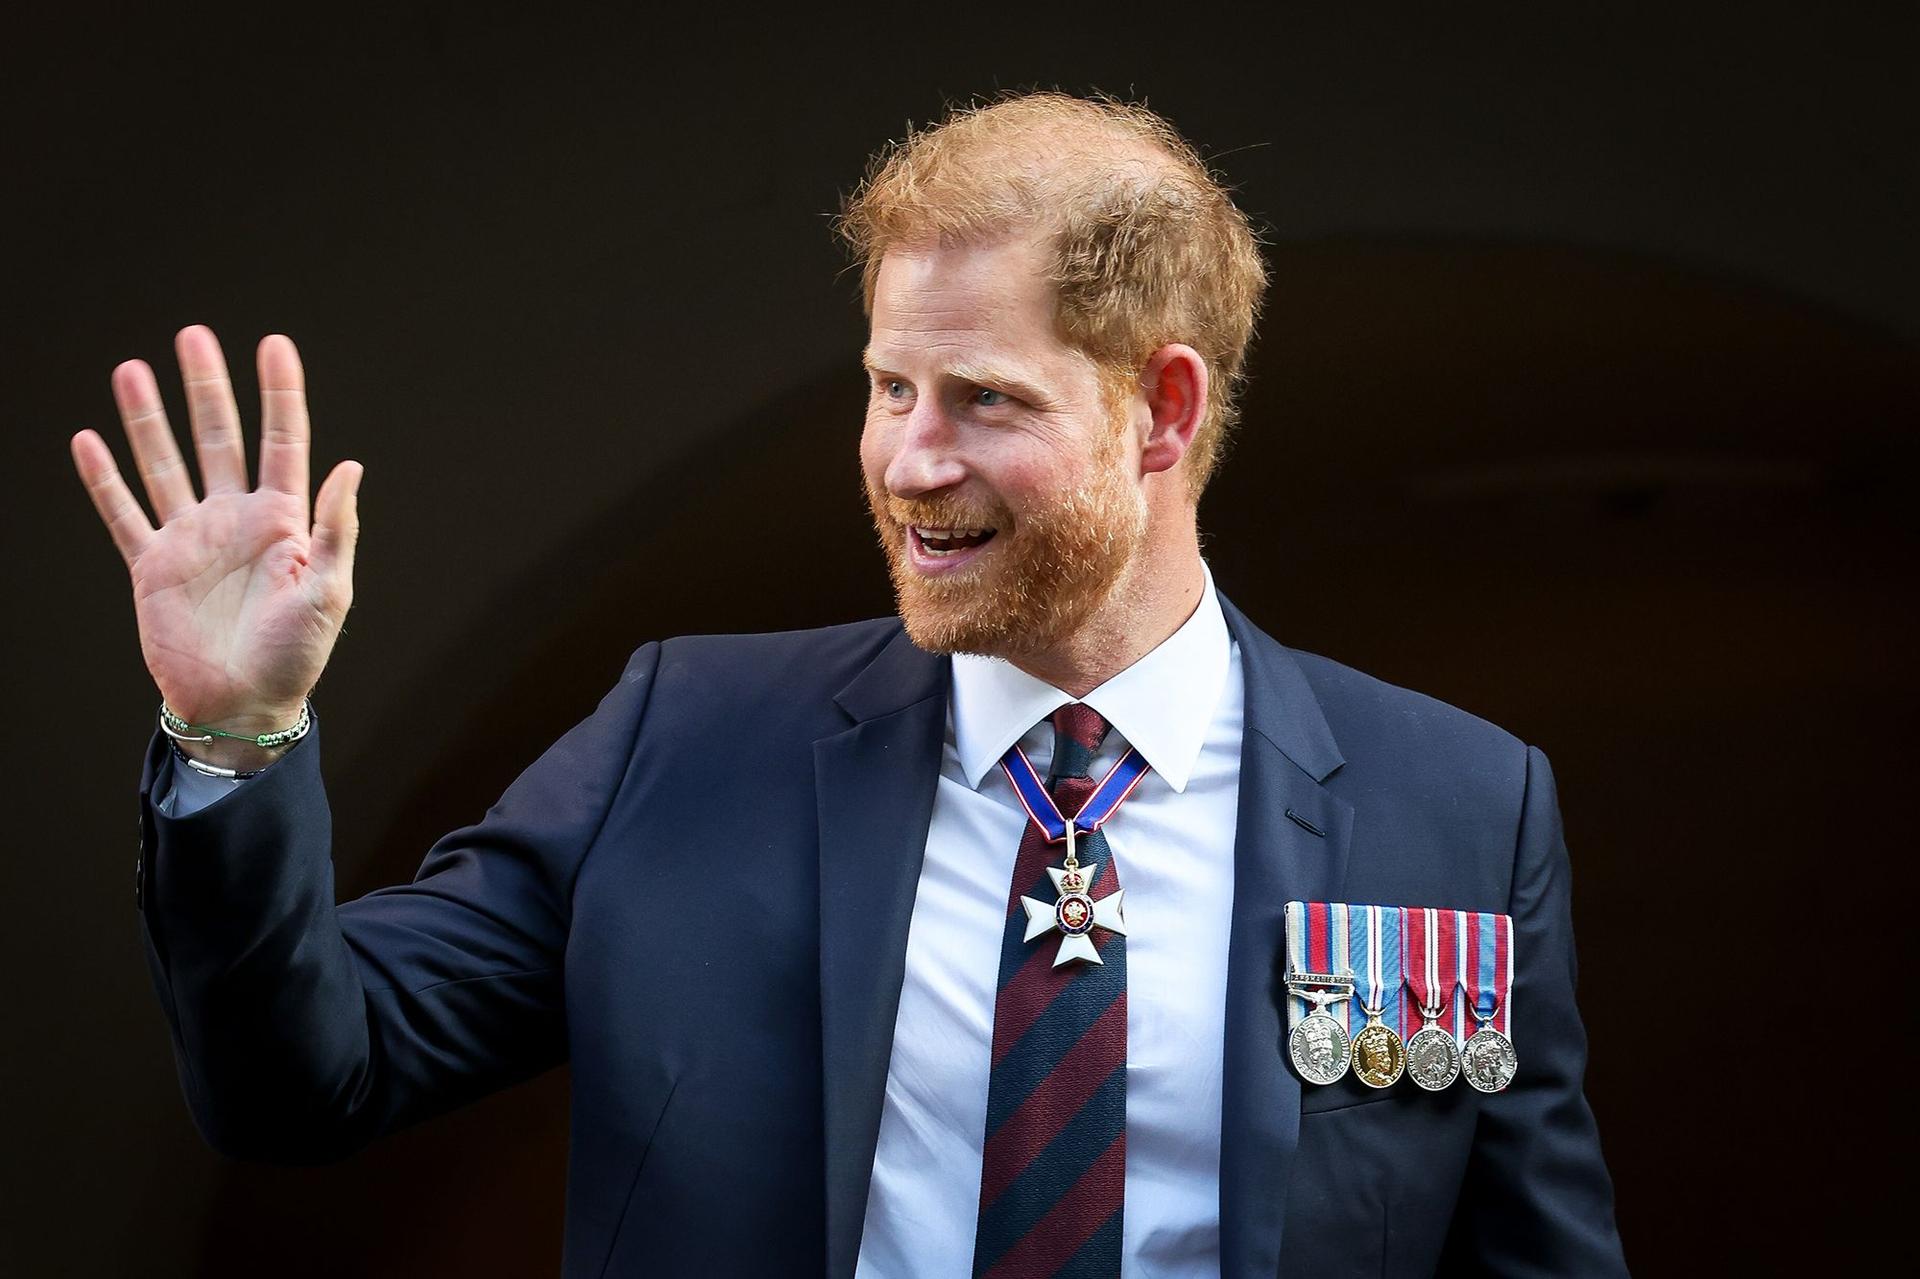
<box><xmin>999</xmin><ymin>737</ymin><xmax>1152</xmax><ymax>968</ymax></box>
<box><xmin>1019</xmin><ymin>819</ymin><xmax>1127</xmax><ymax>967</ymax></box>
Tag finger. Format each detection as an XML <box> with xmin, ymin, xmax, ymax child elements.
<box><xmin>256</xmin><ymin>334</ymin><xmax>310</xmax><ymax>506</ymax></box>
<box><xmin>70</xmin><ymin>429</ymin><xmax>155</xmax><ymax>566</ymax></box>
<box><xmin>174</xmin><ymin>324</ymin><xmax>249</xmax><ymax>494</ymax></box>
<box><xmin>310</xmin><ymin>459</ymin><xmax>363</xmax><ymax>593</ymax></box>
<box><xmin>110</xmin><ymin>358</ymin><xmax>197</xmax><ymax>522</ymax></box>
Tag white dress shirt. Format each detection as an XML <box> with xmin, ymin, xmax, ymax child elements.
<box><xmin>856</xmin><ymin>564</ymin><xmax>1244</xmax><ymax>1279</ymax></box>
<box><xmin>157</xmin><ymin>747</ymin><xmax>248</xmax><ymax>815</ymax></box>
<box><xmin>159</xmin><ymin>567</ymin><xmax>1246</xmax><ymax>1278</ymax></box>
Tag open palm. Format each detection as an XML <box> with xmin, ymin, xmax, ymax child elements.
<box><xmin>71</xmin><ymin>326</ymin><xmax>363</xmax><ymax>732</ymax></box>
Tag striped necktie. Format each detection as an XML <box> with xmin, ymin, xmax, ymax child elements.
<box><xmin>972</xmin><ymin>703</ymin><xmax>1126</xmax><ymax>1278</ymax></box>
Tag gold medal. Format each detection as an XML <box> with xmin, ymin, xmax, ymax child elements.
<box><xmin>1350</xmin><ymin>1000</ymin><xmax>1406</xmax><ymax>1088</ymax></box>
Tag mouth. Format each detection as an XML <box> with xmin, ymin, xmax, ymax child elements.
<box><xmin>906</xmin><ymin>523</ymin><xmax>999</xmax><ymax>574</ymax></box>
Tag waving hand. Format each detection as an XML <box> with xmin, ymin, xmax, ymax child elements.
<box><xmin>70</xmin><ymin>326</ymin><xmax>362</xmax><ymax>765</ymax></box>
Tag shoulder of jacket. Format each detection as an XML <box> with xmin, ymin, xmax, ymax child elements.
<box><xmin>1283</xmin><ymin>645</ymin><xmax>1530</xmax><ymax>780</ymax></box>
<box><xmin>634</xmin><ymin>616</ymin><xmax>907</xmax><ymax>708</ymax></box>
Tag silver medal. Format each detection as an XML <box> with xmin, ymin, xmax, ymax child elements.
<box><xmin>1461</xmin><ymin>1014</ymin><xmax>1518</xmax><ymax>1093</ymax></box>
<box><xmin>1285</xmin><ymin>973</ymin><xmax>1355</xmax><ymax>1086</ymax></box>
<box><xmin>1405</xmin><ymin>1014</ymin><xmax>1463</xmax><ymax>1092</ymax></box>
<box><xmin>1289</xmin><ymin>1011</ymin><xmax>1352</xmax><ymax>1086</ymax></box>
<box><xmin>1466</xmin><ymin>1021</ymin><xmax>1512</xmax><ymax>1090</ymax></box>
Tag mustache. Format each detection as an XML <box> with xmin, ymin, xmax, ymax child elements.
<box><xmin>877</xmin><ymin>495</ymin><xmax>1009</xmax><ymax>531</ymax></box>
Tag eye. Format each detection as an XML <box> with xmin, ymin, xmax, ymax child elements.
<box><xmin>972</xmin><ymin>387</ymin><xmax>1009</xmax><ymax>408</ymax></box>
<box><xmin>880</xmin><ymin>378</ymin><xmax>910</xmax><ymax>400</ymax></box>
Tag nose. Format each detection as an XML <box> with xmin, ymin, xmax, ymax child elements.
<box><xmin>881</xmin><ymin>400</ymin><xmax>968</xmax><ymax>499</ymax></box>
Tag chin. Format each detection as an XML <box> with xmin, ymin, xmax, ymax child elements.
<box><xmin>896</xmin><ymin>601</ymin><xmax>1046</xmax><ymax>659</ymax></box>
<box><xmin>887</xmin><ymin>553</ymin><xmax>1117</xmax><ymax>660</ymax></box>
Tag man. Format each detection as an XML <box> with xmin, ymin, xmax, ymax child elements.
<box><xmin>72</xmin><ymin>93</ymin><xmax>1627</xmax><ymax>1276</ymax></box>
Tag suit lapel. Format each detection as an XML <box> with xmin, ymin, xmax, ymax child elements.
<box><xmin>815</xmin><ymin>628</ymin><xmax>949</xmax><ymax>1279</ymax></box>
<box><xmin>811</xmin><ymin>601</ymin><xmax>1348</xmax><ymax>1279</ymax></box>
<box><xmin>1218</xmin><ymin>595</ymin><xmax>1353</xmax><ymax>1279</ymax></box>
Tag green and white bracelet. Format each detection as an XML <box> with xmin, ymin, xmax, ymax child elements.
<box><xmin>159</xmin><ymin>698</ymin><xmax>313</xmax><ymax>750</ymax></box>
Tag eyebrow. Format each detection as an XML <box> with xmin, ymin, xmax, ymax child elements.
<box><xmin>861</xmin><ymin>346</ymin><xmax>1055</xmax><ymax>408</ymax></box>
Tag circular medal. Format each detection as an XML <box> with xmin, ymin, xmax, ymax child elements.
<box><xmin>1054</xmin><ymin>891</ymin><xmax>1095</xmax><ymax>936</ymax></box>
<box><xmin>1405</xmin><ymin>1023</ymin><xmax>1462</xmax><ymax>1091</ymax></box>
<box><xmin>1461</xmin><ymin>1026</ymin><xmax>1518</xmax><ymax>1093</ymax></box>
<box><xmin>1288</xmin><ymin>1010</ymin><xmax>1352</xmax><ymax>1086</ymax></box>
<box><xmin>1350</xmin><ymin>1020</ymin><xmax>1406</xmax><ymax>1088</ymax></box>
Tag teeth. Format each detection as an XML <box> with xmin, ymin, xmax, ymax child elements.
<box><xmin>910</xmin><ymin>524</ymin><xmax>995</xmax><ymax>557</ymax></box>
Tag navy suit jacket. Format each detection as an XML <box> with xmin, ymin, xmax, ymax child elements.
<box><xmin>136</xmin><ymin>596</ymin><xmax>1627</xmax><ymax>1277</ymax></box>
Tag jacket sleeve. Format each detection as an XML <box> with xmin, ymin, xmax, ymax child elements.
<box><xmin>1439</xmin><ymin>744</ymin><xmax>1630</xmax><ymax>1275</ymax></box>
<box><xmin>136</xmin><ymin>642</ymin><xmax>661</xmax><ymax>1164</ymax></box>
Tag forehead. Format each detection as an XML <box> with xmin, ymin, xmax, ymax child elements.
<box><xmin>865</xmin><ymin>236</ymin><xmax>1085</xmax><ymax>380</ymax></box>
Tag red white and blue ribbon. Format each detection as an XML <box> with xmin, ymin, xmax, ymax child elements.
<box><xmin>1402</xmin><ymin>906</ymin><xmax>1461</xmax><ymax>1038</ymax></box>
<box><xmin>1348</xmin><ymin>903</ymin><xmax>1408</xmax><ymax>1035</ymax></box>
<box><xmin>1459</xmin><ymin>910</ymin><xmax>1513</xmax><ymax>1037</ymax></box>
<box><xmin>999</xmin><ymin>740</ymin><xmax>1152</xmax><ymax>843</ymax></box>
<box><xmin>1284</xmin><ymin>900</ymin><xmax>1356</xmax><ymax>1035</ymax></box>
<box><xmin>1288</xmin><ymin>902</ymin><xmax>1514</xmax><ymax>1047</ymax></box>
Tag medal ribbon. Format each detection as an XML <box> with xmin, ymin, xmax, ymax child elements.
<box><xmin>1284</xmin><ymin>901</ymin><xmax>1303</xmax><ymax>966</ymax></box>
<box><xmin>1328</xmin><ymin>902</ymin><xmax>1352</xmax><ymax>1035</ymax></box>
<box><xmin>1284</xmin><ymin>901</ymin><xmax>1304</xmax><ymax>1031</ymax></box>
<box><xmin>999</xmin><ymin>739</ymin><xmax>1152</xmax><ymax>843</ymax></box>
<box><xmin>1402</xmin><ymin>906</ymin><xmax>1461</xmax><ymax>1037</ymax></box>
<box><xmin>1347</xmin><ymin>903</ymin><xmax>1405</xmax><ymax>1036</ymax></box>
<box><xmin>1459</xmin><ymin>910</ymin><xmax>1514</xmax><ymax>1037</ymax></box>
<box><xmin>1283</xmin><ymin>901</ymin><xmax>1356</xmax><ymax>1034</ymax></box>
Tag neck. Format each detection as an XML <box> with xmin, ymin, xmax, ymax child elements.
<box><xmin>1007</xmin><ymin>525</ymin><xmax>1206</xmax><ymax>698</ymax></box>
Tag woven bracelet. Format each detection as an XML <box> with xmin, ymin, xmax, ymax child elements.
<box><xmin>159</xmin><ymin>698</ymin><xmax>313</xmax><ymax>750</ymax></box>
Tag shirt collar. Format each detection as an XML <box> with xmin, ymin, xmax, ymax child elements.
<box><xmin>950</xmin><ymin>562</ymin><xmax>1231</xmax><ymax>793</ymax></box>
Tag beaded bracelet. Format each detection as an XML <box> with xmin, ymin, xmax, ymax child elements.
<box><xmin>159</xmin><ymin>698</ymin><xmax>312</xmax><ymax>750</ymax></box>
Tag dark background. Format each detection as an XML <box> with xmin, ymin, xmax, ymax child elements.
<box><xmin>4</xmin><ymin>4</ymin><xmax>1913</xmax><ymax>1274</ymax></box>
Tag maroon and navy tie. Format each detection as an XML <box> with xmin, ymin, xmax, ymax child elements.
<box><xmin>972</xmin><ymin>703</ymin><xmax>1126</xmax><ymax>1278</ymax></box>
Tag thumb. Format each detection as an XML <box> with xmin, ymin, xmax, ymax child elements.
<box><xmin>311</xmin><ymin>459</ymin><xmax>363</xmax><ymax>591</ymax></box>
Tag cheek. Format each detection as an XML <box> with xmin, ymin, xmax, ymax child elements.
<box><xmin>858</xmin><ymin>421</ymin><xmax>890</xmax><ymax>484</ymax></box>
<box><xmin>985</xmin><ymin>449</ymin><xmax>1071</xmax><ymax>513</ymax></box>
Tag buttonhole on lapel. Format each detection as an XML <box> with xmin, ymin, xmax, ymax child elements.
<box><xmin>1285</xmin><ymin>807</ymin><xmax>1325</xmax><ymax>838</ymax></box>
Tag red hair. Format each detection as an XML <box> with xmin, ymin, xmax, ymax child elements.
<box><xmin>838</xmin><ymin>91</ymin><xmax>1269</xmax><ymax>497</ymax></box>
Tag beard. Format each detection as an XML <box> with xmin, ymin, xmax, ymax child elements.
<box><xmin>864</xmin><ymin>424</ymin><xmax>1149</xmax><ymax>660</ymax></box>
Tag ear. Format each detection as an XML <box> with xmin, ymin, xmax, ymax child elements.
<box><xmin>1136</xmin><ymin>344</ymin><xmax>1208</xmax><ymax>479</ymax></box>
